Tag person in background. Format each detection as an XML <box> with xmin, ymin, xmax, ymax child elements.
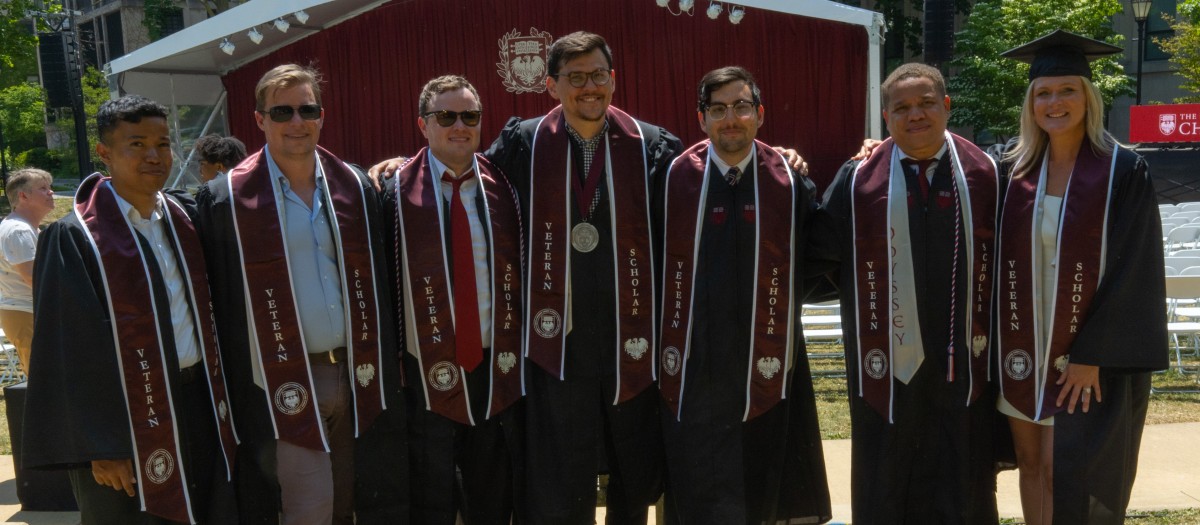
<box><xmin>194</xmin><ymin>134</ymin><xmax>248</xmax><ymax>183</ymax></box>
<box><xmin>0</xmin><ymin>167</ymin><xmax>54</xmax><ymax>376</ymax></box>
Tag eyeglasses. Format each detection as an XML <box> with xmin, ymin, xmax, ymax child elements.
<box><xmin>259</xmin><ymin>104</ymin><xmax>322</xmax><ymax>123</ymax></box>
<box><xmin>422</xmin><ymin>110</ymin><xmax>483</xmax><ymax>127</ymax></box>
<box><xmin>704</xmin><ymin>100</ymin><xmax>758</xmax><ymax>121</ymax></box>
<box><xmin>553</xmin><ymin>69</ymin><xmax>612</xmax><ymax>88</ymax></box>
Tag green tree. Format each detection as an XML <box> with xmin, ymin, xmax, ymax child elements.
<box><xmin>0</xmin><ymin>82</ymin><xmax>47</xmax><ymax>153</ymax></box>
<box><xmin>948</xmin><ymin>0</ymin><xmax>1135</xmax><ymax>140</ymax></box>
<box><xmin>1156</xmin><ymin>0</ymin><xmax>1200</xmax><ymax>102</ymax></box>
<box><xmin>0</xmin><ymin>0</ymin><xmax>39</xmax><ymax>89</ymax></box>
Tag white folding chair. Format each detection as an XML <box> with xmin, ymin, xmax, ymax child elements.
<box><xmin>1163</xmin><ymin>276</ymin><xmax>1200</xmax><ymax>390</ymax></box>
<box><xmin>802</xmin><ymin>301</ymin><xmax>845</xmax><ymax>377</ymax></box>
<box><xmin>1172</xmin><ymin>211</ymin><xmax>1200</xmax><ymax>221</ymax></box>
<box><xmin>1161</xmin><ymin>203</ymin><xmax>1181</xmax><ymax>213</ymax></box>
<box><xmin>1171</xmin><ymin>249</ymin><xmax>1200</xmax><ymax>257</ymax></box>
<box><xmin>1166</xmin><ymin>226</ymin><xmax>1200</xmax><ymax>253</ymax></box>
<box><xmin>1178</xmin><ymin>202</ymin><xmax>1200</xmax><ymax>212</ymax></box>
<box><xmin>1166</xmin><ymin>266</ymin><xmax>1180</xmax><ymax>276</ymax></box>
<box><xmin>1164</xmin><ymin>256</ymin><xmax>1200</xmax><ymax>273</ymax></box>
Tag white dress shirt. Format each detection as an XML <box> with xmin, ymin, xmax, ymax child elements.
<box><xmin>114</xmin><ymin>189</ymin><xmax>201</xmax><ymax>368</ymax></box>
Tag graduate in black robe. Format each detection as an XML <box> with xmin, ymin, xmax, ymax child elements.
<box><xmin>484</xmin><ymin>93</ymin><xmax>680</xmax><ymax>524</ymax></box>
<box><xmin>990</xmin><ymin>31</ymin><xmax>1169</xmax><ymax>524</ymax></box>
<box><xmin>24</xmin><ymin>96</ymin><xmax>236</xmax><ymax>525</ymax></box>
<box><xmin>654</xmin><ymin>67</ymin><xmax>830</xmax><ymax>524</ymax></box>
<box><xmin>809</xmin><ymin>64</ymin><xmax>1000</xmax><ymax>524</ymax></box>
<box><xmin>196</xmin><ymin>164</ymin><xmax>408</xmax><ymax>524</ymax></box>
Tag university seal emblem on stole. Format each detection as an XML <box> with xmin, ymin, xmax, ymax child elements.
<box><xmin>662</xmin><ymin>346</ymin><xmax>682</xmax><ymax>377</ymax></box>
<box><xmin>145</xmin><ymin>449</ymin><xmax>175</xmax><ymax>484</ymax></box>
<box><xmin>972</xmin><ymin>335</ymin><xmax>988</xmax><ymax>358</ymax></box>
<box><xmin>496</xmin><ymin>28</ymin><xmax>553</xmax><ymax>93</ymax></box>
<box><xmin>864</xmin><ymin>349</ymin><xmax>888</xmax><ymax>380</ymax></box>
<box><xmin>533</xmin><ymin>308</ymin><xmax>562</xmax><ymax>338</ymax></box>
<box><xmin>497</xmin><ymin>352</ymin><xmax>517</xmax><ymax>374</ymax></box>
<box><xmin>274</xmin><ymin>382</ymin><xmax>310</xmax><ymax>415</ymax></box>
<box><xmin>756</xmin><ymin>356</ymin><xmax>781</xmax><ymax>380</ymax></box>
<box><xmin>355</xmin><ymin>363</ymin><xmax>376</xmax><ymax>388</ymax></box>
<box><xmin>428</xmin><ymin>361</ymin><xmax>460</xmax><ymax>391</ymax></box>
<box><xmin>1005</xmin><ymin>350</ymin><xmax>1033</xmax><ymax>380</ymax></box>
<box><xmin>624</xmin><ymin>337</ymin><xmax>649</xmax><ymax>360</ymax></box>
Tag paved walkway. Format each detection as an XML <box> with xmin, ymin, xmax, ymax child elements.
<box><xmin>4</xmin><ymin>422</ymin><xmax>1198</xmax><ymax>524</ymax></box>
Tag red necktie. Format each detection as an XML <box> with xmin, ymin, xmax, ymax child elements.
<box><xmin>443</xmin><ymin>170</ymin><xmax>483</xmax><ymax>372</ymax></box>
<box><xmin>902</xmin><ymin>158</ymin><xmax>934</xmax><ymax>202</ymax></box>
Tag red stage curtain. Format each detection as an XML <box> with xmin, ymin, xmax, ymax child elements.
<box><xmin>222</xmin><ymin>0</ymin><xmax>867</xmax><ymax>190</ymax></box>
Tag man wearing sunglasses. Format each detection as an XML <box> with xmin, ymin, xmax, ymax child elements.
<box><xmin>196</xmin><ymin>64</ymin><xmax>407</xmax><ymax>525</ymax></box>
<box><xmin>656</xmin><ymin>66</ymin><xmax>831</xmax><ymax>523</ymax></box>
<box><xmin>383</xmin><ymin>75</ymin><xmax>524</xmax><ymax>523</ymax></box>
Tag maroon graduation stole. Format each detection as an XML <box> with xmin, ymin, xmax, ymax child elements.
<box><xmin>658</xmin><ymin>141</ymin><xmax>796</xmax><ymax>421</ymax></box>
<box><xmin>997</xmin><ymin>142</ymin><xmax>1113</xmax><ymax>421</ymax></box>
<box><xmin>524</xmin><ymin>105</ymin><xmax>656</xmax><ymax>404</ymax></box>
<box><xmin>395</xmin><ymin>148</ymin><xmax>524</xmax><ymax>424</ymax></box>
<box><xmin>74</xmin><ymin>173</ymin><xmax>237</xmax><ymax>524</ymax></box>
<box><xmin>850</xmin><ymin>133</ymin><xmax>997</xmax><ymax>422</ymax></box>
<box><xmin>227</xmin><ymin>146</ymin><xmax>386</xmax><ymax>451</ymax></box>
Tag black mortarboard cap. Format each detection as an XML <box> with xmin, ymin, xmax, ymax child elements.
<box><xmin>1000</xmin><ymin>30</ymin><xmax>1124</xmax><ymax>80</ymax></box>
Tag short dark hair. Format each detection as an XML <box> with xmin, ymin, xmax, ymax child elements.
<box><xmin>881</xmin><ymin>63</ymin><xmax>946</xmax><ymax>107</ymax></box>
<box><xmin>195</xmin><ymin>134</ymin><xmax>247</xmax><ymax>166</ymax></box>
<box><xmin>418</xmin><ymin>75</ymin><xmax>482</xmax><ymax>116</ymax></box>
<box><xmin>546</xmin><ymin>31</ymin><xmax>613</xmax><ymax>78</ymax></box>
<box><xmin>697</xmin><ymin>66</ymin><xmax>762</xmax><ymax>112</ymax></box>
<box><xmin>96</xmin><ymin>94</ymin><xmax>169</xmax><ymax>143</ymax></box>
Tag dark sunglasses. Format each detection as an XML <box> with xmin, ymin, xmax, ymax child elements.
<box><xmin>259</xmin><ymin>104</ymin><xmax>322</xmax><ymax>123</ymax></box>
<box><xmin>422</xmin><ymin>110</ymin><xmax>482</xmax><ymax>127</ymax></box>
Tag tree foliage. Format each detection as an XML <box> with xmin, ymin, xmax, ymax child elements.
<box><xmin>0</xmin><ymin>82</ymin><xmax>46</xmax><ymax>153</ymax></box>
<box><xmin>143</xmin><ymin>0</ymin><xmax>181</xmax><ymax>42</ymax></box>
<box><xmin>1156</xmin><ymin>0</ymin><xmax>1200</xmax><ymax>102</ymax></box>
<box><xmin>948</xmin><ymin>0</ymin><xmax>1135</xmax><ymax>140</ymax></box>
<box><xmin>0</xmin><ymin>0</ymin><xmax>42</xmax><ymax>89</ymax></box>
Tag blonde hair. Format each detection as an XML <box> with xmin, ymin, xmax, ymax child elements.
<box><xmin>255</xmin><ymin>64</ymin><xmax>322</xmax><ymax>111</ymax></box>
<box><xmin>1006</xmin><ymin>76</ymin><xmax>1116</xmax><ymax>177</ymax></box>
<box><xmin>6</xmin><ymin>168</ymin><xmax>52</xmax><ymax>209</ymax></box>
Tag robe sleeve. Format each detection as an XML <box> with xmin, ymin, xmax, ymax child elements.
<box><xmin>22</xmin><ymin>217</ymin><xmax>133</xmax><ymax>469</ymax></box>
<box><xmin>802</xmin><ymin>160</ymin><xmax>857</xmax><ymax>302</ymax></box>
<box><xmin>1066</xmin><ymin>150</ymin><xmax>1168</xmax><ymax>371</ymax></box>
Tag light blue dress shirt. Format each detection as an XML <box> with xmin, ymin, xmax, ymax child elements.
<box><xmin>265</xmin><ymin>146</ymin><xmax>348</xmax><ymax>354</ymax></box>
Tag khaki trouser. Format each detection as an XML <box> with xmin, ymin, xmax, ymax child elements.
<box><xmin>0</xmin><ymin>309</ymin><xmax>33</xmax><ymax>376</ymax></box>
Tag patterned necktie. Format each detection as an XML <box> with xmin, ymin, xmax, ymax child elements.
<box><xmin>724</xmin><ymin>166</ymin><xmax>742</xmax><ymax>187</ymax></box>
<box><xmin>443</xmin><ymin>170</ymin><xmax>483</xmax><ymax>372</ymax></box>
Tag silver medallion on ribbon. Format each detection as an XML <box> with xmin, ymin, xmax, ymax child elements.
<box><xmin>571</xmin><ymin>222</ymin><xmax>599</xmax><ymax>252</ymax></box>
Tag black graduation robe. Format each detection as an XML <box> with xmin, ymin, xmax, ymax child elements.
<box><xmin>23</xmin><ymin>190</ymin><xmax>234</xmax><ymax>523</ymax></box>
<box><xmin>988</xmin><ymin>142</ymin><xmax>1168</xmax><ymax>524</ymax></box>
<box><xmin>195</xmin><ymin>165</ymin><xmax>409</xmax><ymax>524</ymax></box>
<box><xmin>810</xmin><ymin>154</ymin><xmax>1000</xmax><ymax>524</ymax></box>
<box><xmin>656</xmin><ymin>159</ymin><xmax>832</xmax><ymax>524</ymax></box>
<box><xmin>483</xmin><ymin>116</ymin><xmax>681</xmax><ymax>522</ymax></box>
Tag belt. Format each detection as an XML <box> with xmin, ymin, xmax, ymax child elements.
<box><xmin>310</xmin><ymin>347</ymin><xmax>348</xmax><ymax>366</ymax></box>
<box><xmin>179</xmin><ymin>363</ymin><xmax>204</xmax><ymax>385</ymax></box>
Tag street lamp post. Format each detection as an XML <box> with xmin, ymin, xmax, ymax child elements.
<box><xmin>1131</xmin><ymin>0</ymin><xmax>1153</xmax><ymax>105</ymax></box>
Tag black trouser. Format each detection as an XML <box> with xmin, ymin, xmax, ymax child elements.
<box><xmin>70</xmin><ymin>372</ymin><xmax>235</xmax><ymax>525</ymax></box>
<box><xmin>523</xmin><ymin>365</ymin><xmax>663</xmax><ymax>525</ymax></box>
